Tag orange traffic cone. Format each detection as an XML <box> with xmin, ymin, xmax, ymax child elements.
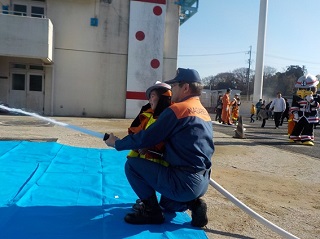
<box><xmin>288</xmin><ymin>113</ymin><xmax>295</xmax><ymax>136</ymax></box>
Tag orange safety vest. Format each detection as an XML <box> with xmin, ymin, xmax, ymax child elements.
<box><xmin>127</xmin><ymin>111</ymin><xmax>169</xmax><ymax>167</ymax></box>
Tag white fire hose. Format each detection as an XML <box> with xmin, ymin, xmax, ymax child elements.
<box><xmin>209</xmin><ymin>178</ymin><xmax>299</xmax><ymax>239</ymax></box>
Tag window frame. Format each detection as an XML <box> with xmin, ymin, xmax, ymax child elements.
<box><xmin>10</xmin><ymin>63</ymin><xmax>44</xmax><ymax>92</ymax></box>
<box><xmin>12</xmin><ymin>0</ymin><xmax>46</xmax><ymax>18</ymax></box>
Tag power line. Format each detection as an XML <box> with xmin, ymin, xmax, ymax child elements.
<box><xmin>262</xmin><ymin>53</ymin><xmax>320</xmax><ymax>65</ymax></box>
<box><xmin>178</xmin><ymin>51</ymin><xmax>248</xmax><ymax>57</ymax></box>
<box><xmin>179</xmin><ymin>49</ymin><xmax>320</xmax><ymax>65</ymax></box>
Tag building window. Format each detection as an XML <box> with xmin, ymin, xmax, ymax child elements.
<box><xmin>12</xmin><ymin>1</ymin><xmax>46</xmax><ymax>18</ymax></box>
<box><xmin>12</xmin><ymin>74</ymin><xmax>26</xmax><ymax>91</ymax></box>
<box><xmin>29</xmin><ymin>75</ymin><xmax>43</xmax><ymax>91</ymax></box>
<box><xmin>12</xmin><ymin>64</ymin><xmax>27</xmax><ymax>69</ymax></box>
<box><xmin>13</xmin><ymin>4</ymin><xmax>27</xmax><ymax>16</ymax></box>
<box><xmin>31</xmin><ymin>6</ymin><xmax>44</xmax><ymax>18</ymax></box>
<box><xmin>29</xmin><ymin>65</ymin><xmax>44</xmax><ymax>70</ymax></box>
<box><xmin>11</xmin><ymin>64</ymin><xmax>44</xmax><ymax>92</ymax></box>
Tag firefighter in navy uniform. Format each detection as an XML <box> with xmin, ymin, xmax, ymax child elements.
<box><xmin>289</xmin><ymin>74</ymin><xmax>320</xmax><ymax>146</ymax></box>
<box><xmin>105</xmin><ymin>68</ymin><xmax>214</xmax><ymax>227</ymax></box>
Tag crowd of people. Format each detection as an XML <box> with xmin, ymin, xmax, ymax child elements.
<box><xmin>253</xmin><ymin>92</ymin><xmax>288</xmax><ymax>129</ymax></box>
<box><xmin>215</xmin><ymin>88</ymin><xmax>241</xmax><ymax>125</ymax></box>
<box><xmin>227</xmin><ymin>73</ymin><xmax>320</xmax><ymax>147</ymax></box>
<box><xmin>215</xmin><ymin>85</ymin><xmax>319</xmax><ymax>137</ymax></box>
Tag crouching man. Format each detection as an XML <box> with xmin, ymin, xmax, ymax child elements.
<box><xmin>105</xmin><ymin>68</ymin><xmax>214</xmax><ymax>227</ymax></box>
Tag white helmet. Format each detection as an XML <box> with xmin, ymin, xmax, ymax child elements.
<box><xmin>146</xmin><ymin>81</ymin><xmax>171</xmax><ymax>99</ymax></box>
<box><xmin>295</xmin><ymin>74</ymin><xmax>319</xmax><ymax>88</ymax></box>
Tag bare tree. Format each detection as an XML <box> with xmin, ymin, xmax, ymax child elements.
<box><xmin>201</xmin><ymin>65</ymin><xmax>307</xmax><ymax>98</ymax></box>
<box><xmin>232</xmin><ymin>67</ymin><xmax>253</xmax><ymax>95</ymax></box>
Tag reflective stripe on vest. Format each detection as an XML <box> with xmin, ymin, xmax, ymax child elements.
<box><xmin>127</xmin><ymin>112</ymin><xmax>168</xmax><ymax>167</ymax></box>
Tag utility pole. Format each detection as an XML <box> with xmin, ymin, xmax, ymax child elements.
<box><xmin>246</xmin><ymin>46</ymin><xmax>252</xmax><ymax>101</ymax></box>
<box><xmin>302</xmin><ymin>65</ymin><xmax>306</xmax><ymax>74</ymax></box>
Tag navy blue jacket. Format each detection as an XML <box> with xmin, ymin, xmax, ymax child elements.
<box><xmin>115</xmin><ymin>96</ymin><xmax>214</xmax><ymax>172</ymax></box>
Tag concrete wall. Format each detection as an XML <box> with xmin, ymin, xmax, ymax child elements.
<box><xmin>45</xmin><ymin>0</ymin><xmax>129</xmax><ymax>117</ymax></box>
<box><xmin>0</xmin><ymin>14</ymin><xmax>53</xmax><ymax>63</ymax></box>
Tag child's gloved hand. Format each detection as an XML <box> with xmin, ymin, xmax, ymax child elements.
<box><xmin>105</xmin><ymin>133</ymin><xmax>119</xmax><ymax>148</ymax></box>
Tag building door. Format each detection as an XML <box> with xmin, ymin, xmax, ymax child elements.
<box><xmin>10</xmin><ymin>72</ymin><xmax>27</xmax><ymax>109</ymax></box>
<box><xmin>9</xmin><ymin>64</ymin><xmax>44</xmax><ymax>114</ymax></box>
<box><xmin>26</xmin><ymin>72</ymin><xmax>44</xmax><ymax>113</ymax></box>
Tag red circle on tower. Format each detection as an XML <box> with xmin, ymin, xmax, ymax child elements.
<box><xmin>135</xmin><ymin>31</ymin><xmax>145</xmax><ymax>41</ymax></box>
<box><xmin>150</xmin><ymin>59</ymin><xmax>160</xmax><ymax>69</ymax></box>
<box><xmin>153</xmin><ymin>6</ymin><xmax>162</xmax><ymax>16</ymax></box>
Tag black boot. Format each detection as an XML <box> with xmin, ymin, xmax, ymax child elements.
<box><xmin>125</xmin><ymin>194</ymin><xmax>165</xmax><ymax>224</ymax></box>
<box><xmin>132</xmin><ymin>198</ymin><xmax>144</xmax><ymax>212</ymax></box>
<box><xmin>188</xmin><ymin>198</ymin><xmax>208</xmax><ymax>227</ymax></box>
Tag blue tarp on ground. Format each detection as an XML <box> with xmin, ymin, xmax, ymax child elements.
<box><xmin>0</xmin><ymin>141</ymin><xmax>207</xmax><ymax>239</ymax></box>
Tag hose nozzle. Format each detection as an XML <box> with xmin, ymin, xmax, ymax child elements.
<box><xmin>103</xmin><ymin>133</ymin><xmax>110</xmax><ymax>141</ymax></box>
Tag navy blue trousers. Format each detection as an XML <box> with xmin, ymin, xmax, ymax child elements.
<box><xmin>125</xmin><ymin>157</ymin><xmax>210</xmax><ymax>212</ymax></box>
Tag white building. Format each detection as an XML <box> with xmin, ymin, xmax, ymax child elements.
<box><xmin>0</xmin><ymin>0</ymin><xmax>199</xmax><ymax>118</ymax></box>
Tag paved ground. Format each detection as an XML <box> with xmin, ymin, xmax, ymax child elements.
<box><xmin>0</xmin><ymin>114</ymin><xmax>319</xmax><ymax>239</ymax></box>
<box><xmin>214</xmin><ymin>115</ymin><xmax>320</xmax><ymax>158</ymax></box>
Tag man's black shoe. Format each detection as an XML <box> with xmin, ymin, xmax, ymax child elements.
<box><xmin>132</xmin><ymin>199</ymin><xmax>144</xmax><ymax>212</ymax></box>
<box><xmin>189</xmin><ymin>198</ymin><xmax>208</xmax><ymax>227</ymax></box>
<box><xmin>125</xmin><ymin>194</ymin><xmax>165</xmax><ymax>224</ymax></box>
<box><xmin>124</xmin><ymin>208</ymin><xmax>165</xmax><ymax>224</ymax></box>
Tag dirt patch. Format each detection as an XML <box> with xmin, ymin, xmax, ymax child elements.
<box><xmin>205</xmin><ymin>145</ymin><xmax>320</xmax><ymax>239</ymax></box>
<box><xmin>0</xmin><ymin>120</ymin><xmax>52</xmax><ymax>126</ymax></box>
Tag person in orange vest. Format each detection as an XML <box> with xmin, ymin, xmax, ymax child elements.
<box><xmin>230</xmin><ymin>93</ymin><xmax>241</xmax><ymax>125</ymax></box>
<box><xmin>127</xmin><ymin>81</ymin><xmax>172</xmax><ymax>166</ymax></box>
<box><xmin>221</xmin><ymin>88</ymin><xmax>232</xmax><ymax>125</ymax></box>
<box><xmin>127</xmin><ymin>81</ymin><xmax>172</xmax><ymax>212</ymax></box>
